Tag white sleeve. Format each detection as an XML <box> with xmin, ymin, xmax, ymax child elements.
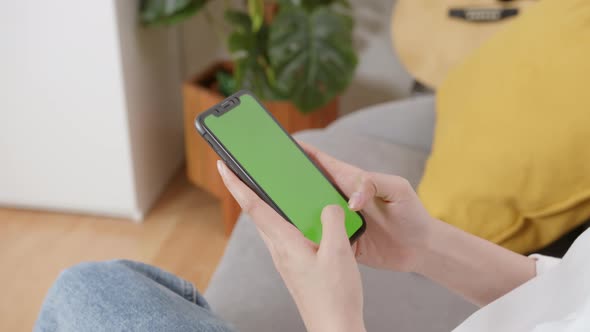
<box><xmin>529</xmin><ymin>254</ymin><xmax>562</xmax><ymax>275</ymax></box>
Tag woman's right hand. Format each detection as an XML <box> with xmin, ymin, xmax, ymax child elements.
<box><xmin>303</xmin><ymin>143</ymin><xmax>537</xmax><ymax>306</ymax></box>
<box><xmin>301</xmin><ymin>143</ymin><xmax>435</xmax><ymax>273</ymax></box>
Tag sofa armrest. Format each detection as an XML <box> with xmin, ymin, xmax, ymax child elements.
<box><xmin>328</xmin><ymin>95</ymin><xmax>436</xmax><ymax>153</ymax></box>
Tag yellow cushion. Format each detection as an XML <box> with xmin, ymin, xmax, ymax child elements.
<box><xmin>418</xmin><ymin>0</ymin><xmax>590</xmax><ymax>253</ymax></box>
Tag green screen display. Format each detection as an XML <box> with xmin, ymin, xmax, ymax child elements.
<box><xmin>203</xmin><ymin>94</ymin><xmax>364</xmax><ymax>244</ymax></box>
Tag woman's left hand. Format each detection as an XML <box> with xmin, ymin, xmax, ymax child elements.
<box><xmin>217</xmin><ymin>160</ymin><xmax>366</xmax><ymax>332</ymax></box>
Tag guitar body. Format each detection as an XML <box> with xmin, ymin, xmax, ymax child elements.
<box><xmin>392</xmin><ymin>0</ymin><xmax>537</xmax><ymax>89</ymax></box>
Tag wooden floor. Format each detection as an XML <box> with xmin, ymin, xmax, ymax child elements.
<box><xmin>0</xmin><ymin>171</ymin><xmax>229</xmax><ymax>331</ymax></box>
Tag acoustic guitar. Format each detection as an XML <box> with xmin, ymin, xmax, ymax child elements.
<box><xmin>392</xmin><ymin>0</ymin><xmax>537</xmax><ymax>89</ymax></box>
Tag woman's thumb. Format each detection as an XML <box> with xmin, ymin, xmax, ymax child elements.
<box><xmin>319</xmin><ymin>205</ymin><xmax>349</xmax><ymax>254</ymax></box>
<box><xmin>349</xmin><ymin>172</ymin><xmax>410</xmax><ymax>209</ymax></box>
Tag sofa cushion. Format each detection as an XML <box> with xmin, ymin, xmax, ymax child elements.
<box><xmin>418</xmin><ymin>0</ymin><xmax>590</xmax><ymax>254</ymax></box>
<box><xmin>294</xmin><ymin>129</ymin><xmax>429</xmax><ymax>188</ymax></box>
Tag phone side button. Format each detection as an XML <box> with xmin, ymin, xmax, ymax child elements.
<box><xmin>215</xmin><ymin>148</ymin><xmax>227</xmax><ymax>161</ymax></box>
<box><xmin>203</xmin><ymin>134</ymin><xmax>215</xmax><ymax>148</ymax></box>
<box><xmin>204</xmin><ymin>135</ymin><xmax>224</xmax><ymax>157</ymax></box>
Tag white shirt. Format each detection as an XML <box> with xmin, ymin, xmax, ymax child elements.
<box><xmin>453</xmin><ymin>228</ymin><xmax>590</xmax><ymax>331</ymax></box>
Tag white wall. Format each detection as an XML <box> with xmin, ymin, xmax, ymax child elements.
<box><xmin>0</xmin><ymin>0</ymin><xmax>185</xmax><ymax>220</ymax></box>
<box><xmin>113</xmin><ymin>1</ymin><xmax>185</xmax><ymax>217</ymax></box>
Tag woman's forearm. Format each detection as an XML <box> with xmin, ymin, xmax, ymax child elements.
<box><xmin>414</xmin><ymin>218</ymin><xmax>536</xmax><ymax>307</ymax></box>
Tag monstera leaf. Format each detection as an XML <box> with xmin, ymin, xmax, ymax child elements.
<box><xmin>269</xmin><ymin>6</ymin><xmax>357</xmax><ymax>112</ymax></box>
<box><xmin>248</xmin><ymin>0</ymin><xmax>265</xmax><ymax>32</ymax></box>
<box><xmin>226</xmin><ymin>10</ymin><xmax>282</xmax><ymax>100</ymax></box>
<box><xmin>140</xmin><ymin>0</ymin><xmax>208</xmax><ymax>26</ymax></box>
<box><xmin>139</xmin><ymin>0</ymin><xmax>357</xmax><ymax>113</ymax></box>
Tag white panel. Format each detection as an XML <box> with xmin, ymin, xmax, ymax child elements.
<box><xmin>0</xmin><ymin>0</ymin><xmax>138</xmax><ymax>218</ymax></box>
<box><xmin>113</xmin><ymin>1</ymin><xmax>185</xmax><ymax>217</ymax></box>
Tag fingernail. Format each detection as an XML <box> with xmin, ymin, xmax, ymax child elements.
<box><xmin>348</xmin><ymin>192</ymin><xmax>362</xmax><ymax>210</ymax></box>
<box><xmin>321</xmin><ymin>205</ymin><xmax>344</xmax><ymax>224</ymax></box>
<box><xmin>217</xmin><ymin>160</ymin><xmax>225</xmax><ymax>177</ymax></box>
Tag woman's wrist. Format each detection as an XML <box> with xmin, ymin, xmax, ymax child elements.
<box><xmin>386</xmin><ymin>215</ymin><xmax>440</xmax><ymax>275</ymax></box>
<box><xmin>411</xmin><ymin>217</ymin><xmax>448</xmax><ymax>276</ymax></box>
<box><xmin>409</xmin><ymin>217</ymin><xmax>536</xmax><ymax>306</ymax></box>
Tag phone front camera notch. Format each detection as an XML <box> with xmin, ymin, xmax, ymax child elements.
<box><xmin>221</xmin><ymin>100</ymin><xmax>235</xmax><ymax>109</ymax></box>
<box><xmin>216</xmin><ymin>97</ymin><xmax>241</xmax><ymax>116</ymax></box>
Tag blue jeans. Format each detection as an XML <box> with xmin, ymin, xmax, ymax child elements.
<box><xmin>34</xmin><ymin>260</ymin><xmax>237</xmax><ymax>332</ymax></box>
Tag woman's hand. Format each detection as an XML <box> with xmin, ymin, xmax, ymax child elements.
<box><xmin>217</xmin><ymin>161</ymin><xmax>366</xmax><ymax>332</ymax></box>
<box><xmin>302</xmin><ymin>143</ymin><xmax>536</xmax><ymax>306</ymax></box>
<box><xmin>301</xmin><ymin>143</ymin><xmax>433</xmax><ymax>273</ymax></box>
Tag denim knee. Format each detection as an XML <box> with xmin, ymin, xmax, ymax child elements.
<box><xmin>34</xmin><ymin>261</ymin><xmax>132</xmax><ymax>331</ymax></box>
<box><xmin>52</xmin><ymin>260</ymin><xmax>209</xmax><ymax>307</ymax></box>
<box><xmin>54</xmin><ymin>260</ymin><xmax>132</xmax><ymax>292</ymax></box>
<box><xmin>35</xmin><ymin>261</ymin><xmax>236</xmax><ymax>332</ymax></box>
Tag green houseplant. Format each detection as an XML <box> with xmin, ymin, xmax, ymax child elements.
<box><xmin>140</xmin><ymin>0</ymin><xmax>358</xmax><ymax>234</ymax></box>
<box><xmin>140</xmin><ymin>0</ymin><xmax>357</xmax><ymax>112</ymax></box>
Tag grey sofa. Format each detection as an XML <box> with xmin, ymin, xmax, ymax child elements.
<box><xmin>205</xmin><ymin>95</ymin><xmax>477</xmax><ymax>331</ymax></box>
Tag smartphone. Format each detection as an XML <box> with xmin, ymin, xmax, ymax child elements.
<box><xmin>195</xmin><ymin>90</ymin><xmax>366</xmax><ymax>244</ymax></box>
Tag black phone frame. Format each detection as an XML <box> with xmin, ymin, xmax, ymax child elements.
<box><xmin>194</xmin><ymin>90</ymin><xmax>366</xmax><ymax>244</ymax></box>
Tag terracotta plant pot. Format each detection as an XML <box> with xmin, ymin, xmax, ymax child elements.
<box><xmin>182</xmin><ymin>61</ymin><xmax>339</xmax><ymax>235</ymax></box>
